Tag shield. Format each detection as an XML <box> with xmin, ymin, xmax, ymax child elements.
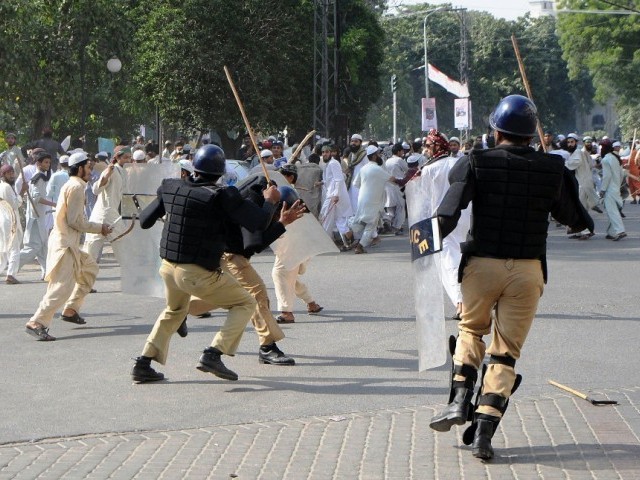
<box><xmin>118</xmin><ymin>163</ymin><xmax>179</xmax><ymax>297</ymax></box>
<box><xmin>237</xmin><ymin>171</ymin><xmax>339</xmax><ymax>269</ymax></box>
<box><xmin>405</xmin><ymin>174</ymin><xmax>446</xmax><ymax>371</ymax></box>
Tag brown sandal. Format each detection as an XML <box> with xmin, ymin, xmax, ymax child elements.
<box><xmin>25</xmin><ymin>324</ymin><xmax>56</xmax><ymax>341</ymax></box>
<box><xmin>307</xmin><ymin>302</ymin><xmax>324</xmax><ymax>314</ymax></box>
<box><xmin>276</xmin><ymin>312</ymin><xmax>295</xmax><ymax>324</ymax></box>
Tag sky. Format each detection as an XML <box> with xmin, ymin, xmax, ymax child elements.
<box><xmin>390</xmin><ymin>0</ymin><xmax>536</xmax><ymax>20</ymax></box>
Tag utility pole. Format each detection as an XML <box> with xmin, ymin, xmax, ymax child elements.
<box><xmin>391</xmin><ymin>74</ymin><xmax>397</xmax><ymax>141</ymax></box>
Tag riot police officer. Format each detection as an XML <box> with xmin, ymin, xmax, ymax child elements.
<box><xmin>131</xmin><ymin>144</ymin><xmax>288</xmax><ymax>383</ymax></box>
<box><xmin>428</xmin><ymin>95</ymin><xmax>594</xmax><ymax>460</ymax></box>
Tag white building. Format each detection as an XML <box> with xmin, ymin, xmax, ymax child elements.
<box><xmin>530</xmin><ymin>1</ymin><xmax>555</xmax><ymax>17</ymax></box>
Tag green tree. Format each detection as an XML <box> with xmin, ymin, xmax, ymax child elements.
<box><xmin>557</xmin><ymin>0</ymin><xmax>640</xmax><ymax>137</ymax></box>
<box><xmin>0</xmin><ymin>0</ymin><xmax>139</xmax><ymax>145</ymax></box>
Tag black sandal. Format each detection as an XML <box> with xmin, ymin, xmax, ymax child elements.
<box><xmin>61</xmin><ymin>312</ymin><xmax>86</xmax><ymax>325</ymax></box>
<box><xmin>25</xmin><ymin>325</ymin><xmax>56</xmax><ymax>341</ymax></box>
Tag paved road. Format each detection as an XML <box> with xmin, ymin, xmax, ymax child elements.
<box><xmin>1</xmin><ymin>206</ymin><xmax>639</xmax><ymax>478</ymax></box>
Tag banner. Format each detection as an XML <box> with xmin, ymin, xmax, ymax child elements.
<box><xmin>427</xmin><ymin>64</ymin><xmax>469</xmax><ymax>98</ymax></box>
<box><xmin>421</xmin><ymin>97</ymin><xmax>438</xmax><ymax>131</ymax></box>
<box><xmin>97</xmin><ymin>137</ymin><xmax>115</xmax><ymax>156</ymax></box>
<box><xmin>454</xmin><ymin>98</ymin><xmax>470</xmax><ymax>130</ymax></box>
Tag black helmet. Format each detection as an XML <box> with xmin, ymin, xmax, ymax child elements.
<box><xmin>489</xmin><ymin>95</ymin><xmax>538</xmax><ymax>138</ymax></box>
<box><xmin>193</xmin><ymin>144</ymin><xmax>225</xmax><ymax>175</ymax></box>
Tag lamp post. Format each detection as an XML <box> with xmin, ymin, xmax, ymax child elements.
<box><xmin>423</xmin><ymin>7</ymin><xmax>445</xmax><ymax>102</ymax></box>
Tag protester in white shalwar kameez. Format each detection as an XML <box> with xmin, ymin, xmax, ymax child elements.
<box><xmin>384</xmin><ymin>144</ymin><xmax>409</xmax><ymax>233</ymax></box>
<box><xmin>19</xmin><ymin>152</ymin><xmax>57</xmax><ymax>278</ymax></box>
<box><xmin>320</xmin><ymin>146</ymin><xmax>353</xmax><ymax>247</ymax></box>
<box><xmin>422</xmin><ymin>129</ymin><xmax>471</xmax><ymax>317</ymax></box>
<box><xmin>344</xmin><ymin>134</ymin><xmax>367</xmax><ymax>212</ymax></box>
<box><xmin>599</xmin><ymin>140</ymin><xmax>627</xmax><ymax>240</ymax></box>
<box><xmin>25</xmin><ymin>152</ymin><xmax>111</xmax><ymax>341</ymax></box>
<box><xmin>271</xmin><ymin>165</ymin><xmax>323</xmax><ymax>323</ymax></box>
<box><xmin>84</xmin><ymin>146</ymin><xmax>132</xmax><ymax>263</ymax></box>
<box><xmin>349</xmin><ymin>146</ymin><xmax>394</xmax><ymax>253</ymax></box>
<box><xmin>564</xmin><ymin>134</ymin><xmax>599</xmax><ymax>239</ymax></box>
<box><xmin>46</xmin><ymin>156</ymin><xmax>70</xmax><ymax>204</ymax></box>
<box><xmin>0</xmin><ymin>165</ymin><xmax>23</xmax><ymax>283</ymax></box>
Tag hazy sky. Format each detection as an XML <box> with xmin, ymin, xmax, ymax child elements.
<box><xmin>390</xmin><ymin>0</ymin><xmax>536</xmax><ymax>20</ymax></box>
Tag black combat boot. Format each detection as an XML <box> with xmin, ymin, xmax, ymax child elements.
<box><xmin>259</xmin><ymin>343</ymin><xmax>295</xmax><ymax>365</ymax></box>
<box><xmin>471</xmin><ymin>413</ymin><xmax>500</xmax><ymax>460</ymax></box>
<box><xmin>196</xmin><ymin>347</ymin><xmax>238</xmax><ymax>381</ymax></box>
<box><xmin>429</xmin><ymin>363</ymin><xmax>477</xmax><ymax>432</ymax></box>
<box><xmin>131</xmin><ymin>356</ymin><xmax>165</xmax><ymax>383</ymax></box>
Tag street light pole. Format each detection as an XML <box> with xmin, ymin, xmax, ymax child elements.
<box><xmin>423</xmin><ymin>7</ymin><xmax>445</xmax><ymax>102</ymax></box>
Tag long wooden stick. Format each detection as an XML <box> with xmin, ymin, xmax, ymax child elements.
<box><xmin>548</xmin><ymin>380</ymin><xmax>618</xmax><ymax>405</ymax></box>
<box><xmin>288</xmin><ymin>129</ymin><xmax>316</xmax><ymax>164</ymax></box>
<box><xmin>511</xmin><ymin>34</ymin><xmax>547</xmax><ymax>152</ymax></box>
<box><xmin>223</xmin><ymin>66</ymin><xmax>270</xmax><ymax>181</ymax></box>
<box><xmin>630</xmin><ymin>128</ymin><xmax>637</xmax><ymax>167</ymax></box>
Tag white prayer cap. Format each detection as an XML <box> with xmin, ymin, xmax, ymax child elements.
<box><xmin>602</xmin><ymin>135</ymin><xmax>609</xmax><ymax>140</ymax></box>
<box><xmin>178</xmin><ymin>159</ymin><xmax>194</xmax><ymax>173</ymax></box>
<box><xmin>449</xmin><ymin>136</ymin><xmax>461</xmax><ymax>144</ymax></box>
<box><xmin>260</xmin><ymin>149</ymin><xmax>273</xmax><ymax>158</ymax></box>
<box><xmin>402</xmin><ymin>142</ymin><xmax>410</xmax><ymax>149</ymax></box>
<box><xmin>557</xmin><ymin>134</ymin><xmax>566</xmax><ymax>142</ymax></box>
<box><xmin>414</xmin><ymin>137</ymin><xmax>422</xmax><ymax>143</ymax></box>
<box><xmin>67</xmin><ymin>147</ymin><xmax>85</xmax><ymax>155</ymax></box>
<box><xmin>350</xmin><ymin>134</ymin><xmax>363</xmax><ymax>142</ymax></box>
<box><xmin>612</xmin><ymin>141</ymin><xmax>621</xmax><ymax>148</ymax></box>
<box><xmin>407</xmin><ymin>154</ymin><xmax>421</xmax><ymax>165</ymax></box>
<box><xmin>583</xmin><ymin>136</ymin><xmax>593</xmax><ymax>142</ymax></box>
<box><xmin>59</xmin><ymin>155</ymin><xmax>70</xmax><ymax>165</ymax></box>
<box><xmin>68</xmin><ymin>151</ymin><xmax>88</xmax><ymax>166</ymax></box>
<box><xmin>132</xmin><ymin>150</ymin><xmax>146</xmax><ymax>162</ymax></box>
<box><xmin>567</xmin><ymin>133</ymin><xmax>580</xmax><ymax>141</ymax></box>
<box><xmin>366</xmin><ymin>145</ymin><xmax>380</xmax><ymax>156</ymax></box>
<box><xmin>95</xmin><ymin>151</ymin><xmax>109</xmax><ymax>159</ymax></box>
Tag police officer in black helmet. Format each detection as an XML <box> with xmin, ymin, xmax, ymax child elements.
<box><xmin>131</xmin><ymin>144</ymin><xmax>300</xmax><ymax>383</ymax></box>
<box><xmin>428</xmin><ymin>95</ymin><xmax>594</xmax><ymax>460</ymax></box>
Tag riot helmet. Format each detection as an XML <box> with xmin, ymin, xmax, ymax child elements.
<box><xmin>489</xmin><ymin>95</ymin><xmax>538</xmax><ymax>138</ymax></box>
<box><xmin>193</xmin><ymin>144</ymin><xmax>226</xmax><ymax>176</ymax></box>
<box><xmin>278</xmin><ymin>185</ymin><xmax>299</xmax><ymax>206</ymax></box>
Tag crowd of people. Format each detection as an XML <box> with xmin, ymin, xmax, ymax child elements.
<box><xmin>0</xmin><ymin>99</ymin><xmax>636</xmax><ymax>461</ymax></box>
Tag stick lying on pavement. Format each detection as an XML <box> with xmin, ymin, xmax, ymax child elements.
<box><xmin>548</xmin><ymin>380</ymin><xmax>618</xmax><ymax>405</ymax></box>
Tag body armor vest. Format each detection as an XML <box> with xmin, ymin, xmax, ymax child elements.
<box><xmin>465</xmin><ymin>147</ymin><xmax>564</xmax><ymax>259</ymax></box>
<box><xmin>159</xmin><ymin>179</ymin><xmax>226</xmax><ymax>270</ymax></box>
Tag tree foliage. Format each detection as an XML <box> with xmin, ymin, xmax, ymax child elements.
<box><xmin>556</xmin><ymin>0</ymin><xmax>640</xmax><ymax>138</ymax></box>
<box><xmin>365</xmin><ymin>4</ymin><xmax>590</xmax><ymax>140</ymax></box>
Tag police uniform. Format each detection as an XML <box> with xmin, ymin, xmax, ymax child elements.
<box><xmin>132</xmin><ymin>145</ymin><xmax>279</xmax><ymax>382</ymax></box>
<box><xmin>429</xmin><ymin>95</ymin><xmax>594</xmax><ymax>460</ymax></box>
<box><xmin>188</xmin><ymin>176</ymin><xmax>295</xmax><ymax>364</ymax></box>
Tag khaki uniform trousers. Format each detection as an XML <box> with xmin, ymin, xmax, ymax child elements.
<box><xmin>454</xmin><ymin>257</ymin><xmax>544</xmax><ymax>417</ymax></box>
<box><xmin>31</xmin><ymin>249</ymin><xmax>99</xmax><ymax>328</ymax></box>
<box><xmin>189</xmin><ymin>253</ymin><xmax>285</xmax><ymax>346</ymax></box>
<box><xmin>142</xmin><ymin>260</ymin><xmax>256</xmax><ymax>365</ymax></box>
<box><xmin>271</xmin><ymin>256</ymin><xmax>314</xmax><ymax>312</ymax></box>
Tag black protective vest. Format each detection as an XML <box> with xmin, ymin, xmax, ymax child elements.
<box><xmin>465</xmin><ymin>147</ymin><xmax>564</xmax><ymax>259</ymax></box>
<box><xmin>159</xmin><ymin>179</ymin><xmax>226</xmax><ymax>270</ymax></box>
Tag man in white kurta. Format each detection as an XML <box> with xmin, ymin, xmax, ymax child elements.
<box><xmin>384</xmin><ymin>144</ymin><xmax>409</xmax><ymax>234</ymax></box>
<box><xmin>19</xmin><ymin>151</ymin><xmax>57</xmax><ymax>278</ymax></box>
<box><xmin>25</xmin><ymin>152</ymin><xmax>111</xmax><ymax>341</ymax></box>
<box><xmin>0</xmin><ymin>165</ymin><xmax>23</xmax><ymax>284</ymax></box>
<box><xmin>422</xmin><ymin>132</ymin><xmax>471</xmax><ymax>317</ymax></box>
<box><xmin>84</xmin><ymin>146</ymin><xmax>132</xmax><ymax>263</ymax></box>
<box><xmin>320</xmin><ymin>145</ymin><xmax>353</xmax><ymax>248</ymax></box>
<box><xmin>349</xmin><ymin>146</ymin><xmax>394</xmax><ymax>253</ymax></box>
<box><xmin>564</xmin><ymin>134</ymin><xmax>599</xmax><ymax>239</ymax></box>
<box><xmin>271</xmin><ymin>165</ymin><xmax>323</xmax><ymax>323</ymax></box>
<box><xmin>343</xmin><ymin>134</ymin><xmax>368</xmax><ymax>212</ymax></box>
<box><xmin>46</xmin><ymin>155</ymin><xmax>70</xmax><ymax>204</ymax></box>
